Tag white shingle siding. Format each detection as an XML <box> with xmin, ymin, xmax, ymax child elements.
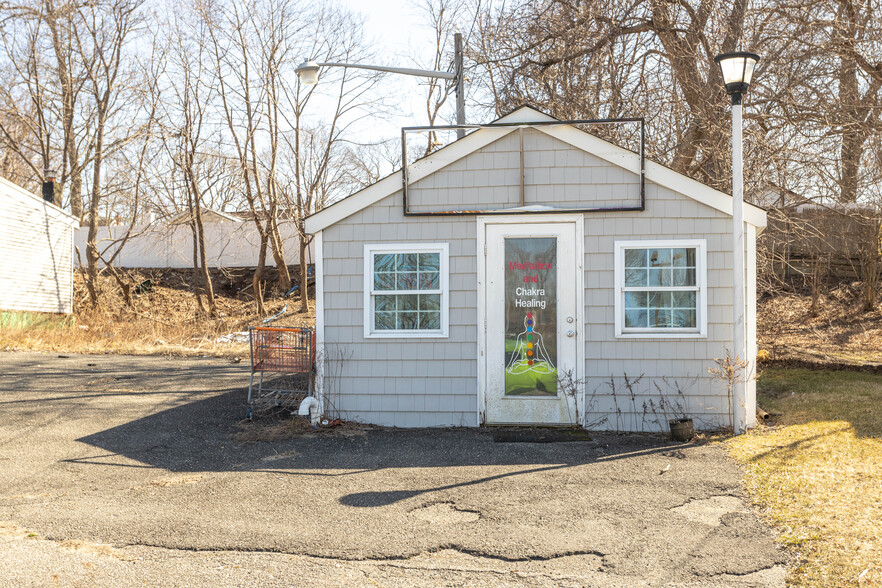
<box><xmin>323</xmin><ymin>204</ymin><xmax>479</xmax><ymax>427</ymax></box>
<box><xmin>0</xmin><ymin>178</ymin><xmax>77</xmax><ymax>314</ymax></box>
<box><xmin>314</xmin><ymin>115</ymin><xmax>764</xmax><ymax>430</ymax></box>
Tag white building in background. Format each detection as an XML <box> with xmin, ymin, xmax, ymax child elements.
<box><xmin>75</xmin><ymin>210</ymin><xmax>314</xmax><ymax>269</ymax></box>
<box><xmin>0</xmin><ymin>176</ymin><xmax>77</xmax><ymax>314</ymax></box>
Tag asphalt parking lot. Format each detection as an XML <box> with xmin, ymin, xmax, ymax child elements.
<box><xmin>0</xmin><ymin>351</ymin><xmax>787</xmax><ymax>586</ymax></box>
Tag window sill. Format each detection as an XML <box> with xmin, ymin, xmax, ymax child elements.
<box><xmin>615</xmin><ymin>331</ymin><xmax>707</xmax><ymax>340</ymax></box>
<box><xmin>365</xmin><ymin>332</ymin><xmax>449</xmax><ymax>339</ymax></box>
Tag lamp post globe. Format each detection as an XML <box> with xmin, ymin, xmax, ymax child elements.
<box><xmin>295</xmin><ymin>61</ymin><xmax>320</xmax><ymax>86</ymax></box>
<box><xmin>714</xmin><ymin>51</ymin><xmax>760</xmax><ymax>103</ymax></box>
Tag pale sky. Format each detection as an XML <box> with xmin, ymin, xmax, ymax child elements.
<box><xmin>334</xmin><ymin>0</ymin><xmax>470</xmax><ymax>142</ymax></box>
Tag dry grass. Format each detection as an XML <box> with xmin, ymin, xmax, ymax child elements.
<box><xmin>0</xmin><ymin>268</ymin><xmax>315</xmax><ymax>358</ymax></box>
<box><xmin>728</xmin><ymin>368</ymin><xmax>882</xmax><ymax>586</ymax></box>
<box><xmin>759</xmin><ymin>281</ymin><xmax>882</xmax><ymax>365</ymax></box>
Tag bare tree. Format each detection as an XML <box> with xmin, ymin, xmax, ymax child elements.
<box><xmin>200</xmin><ymin>0</ymin><xmax>295</xmax><ymax>315</ymax></box>
<box><xmin>468</xmin><ymin>0</ymin><xmax>766</xmax><ymax>190</ymax></box>
<box><xmin>0</xmin><ymin>0</ymin><xmax>91</xmax><ymax>212</ymax></box>
<box><xmin>160</xmin><ymin>10</ymin><xmax>220</xmax><ymax>316</ymax></box>
<box><xmin>413</xmin><ymin>0</ymin><xmax>470</xmax><ymax>154</ymax></box>
<box><xmin>75</xmin><ymin>0</ymin><xmax>149</xmax><ymax>307</ymax></box>
<box><xmin>279</xmin><ymin>3</ymin><xmax>389</xmax><ymax>313</ymax></box>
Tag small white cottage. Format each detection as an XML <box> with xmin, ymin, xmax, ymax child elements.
<box><xmin>305</xmin><ymin>106</ymin><xmax>766</xmax><ymax>431</ymax></box>
<box><xmin>0</xmin><ymin>176</ymin><xmax>77</xmax><ymax>314</ymax></box>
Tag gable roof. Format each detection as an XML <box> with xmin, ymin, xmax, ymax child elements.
<box><xmin>0</xmin><ymin>175</ymin><xmax>78</xmax><ymax>225</ymax></box>
<box><xmin>168</xmin><ymin>207</ymin><xmax>242</xmax><ymax>225</ymax></box>
<box><xmin>305</xmin><ymin>106</ymin><xmax>767</xmax><ymax>234</ymax></box>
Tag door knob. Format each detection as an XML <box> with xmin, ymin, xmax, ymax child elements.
<box><xmin>566</xmin><ymin>330</ymin><xmax>575</xmax><ymax>338</ymax></box>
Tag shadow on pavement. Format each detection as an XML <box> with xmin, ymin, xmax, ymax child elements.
<box><xmin>72</xmin><ymin>383</ymin><xmax>689</xmax><ymax>505</ymax></box>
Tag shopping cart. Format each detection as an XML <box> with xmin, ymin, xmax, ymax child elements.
<box><xmin>247</xmin><ymin>326</ymin><xmax>315</xmax><ymax>418</ymax></box>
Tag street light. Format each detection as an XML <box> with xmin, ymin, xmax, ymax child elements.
<box><xmin>714</xmin><ymin>50</ymin><xmax>760</xmax><ymax>434</ymax></box>
<box><xmin>296</xmin><ymin>33</ymin><xmax>466</xmax><ymax>139</ymax></box>
<box><xmin>715</xmin><ymin>52</ymin><xmax>760</xmax><ymax>100</ymax></box>
<box><xmin>296</xmin><ymin>61</ymin><xmax>320</xmax><ymax>86</ymax></box>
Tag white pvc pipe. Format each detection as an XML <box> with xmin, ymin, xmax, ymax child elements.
<box><xmin>298</xmin><ymin>396</ymin><xmax>321</xmax><ymax>425</ymax></box>
<box><xmin>732</xmin><ymin>101</ymin><xmax>747</xmax><ymax>434</ymax></box>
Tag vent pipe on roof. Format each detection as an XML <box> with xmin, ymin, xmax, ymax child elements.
<box><xmin>42</xmin><ymin>169</ymin><xmax>56</xmax><ymax>205</ymax></box>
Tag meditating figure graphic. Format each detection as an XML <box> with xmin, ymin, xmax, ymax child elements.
<box><xmin>505</xmin><ymin>312</ymin><xmax>555</xmax><ymax>375</ymax></box>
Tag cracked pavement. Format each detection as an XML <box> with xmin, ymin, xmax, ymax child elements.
<box><xmin>0</xmin><ymin>352</ymin><xmax>788</xmax><ymax>586</ymax></box>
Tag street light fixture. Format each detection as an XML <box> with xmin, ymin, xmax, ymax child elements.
<box><xmin>714</xmin><ymin>50</ymin><xmax>760</xmax><ymax>434</ymax></box>
<box><xmin>715</xmin><ymin>52</ymin><xmax>760</xmax><ymax>102</ymax></box>
<box><xmin>296</xmin><ymin>61</ymin><xmax>320</xmax><ymax>86</ymax></box>
<box><xmin>296</xmin><ymin>33</ymin><xmax>466</xmax><ymax>139</ymax></box>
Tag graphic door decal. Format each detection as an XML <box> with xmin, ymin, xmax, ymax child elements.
<box><xmin>503</xmin><ymin>237</ymin><xmax>557</xmax><ymax>396</ymax></box>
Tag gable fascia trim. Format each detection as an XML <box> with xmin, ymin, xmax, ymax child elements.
<box><xmin>493</xmin><ymin>106</ymin><xmax>557</xmax><ymax>124</ymax></box>
<box><xmin>306</xmin><ymin>105</ymin><xmax>767</xmax><ymax>233</ymax></box>
<box><xmin>306</xmin><ymin>125</ymin><xmax>516</xmax><ymax>233</ymax></box>
<box><xmin>1</xmin><ymin>176</ymin><xmax>78</xmax><ymax>225</ymax></box>
<box><xmin>535</xmin><ymin>124</ymin><xmax>767</xmax><ymax>228</ymax></box>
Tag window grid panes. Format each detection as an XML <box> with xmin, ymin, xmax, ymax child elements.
<box><xmin>373</xmin><ymin>252</ymin><xmax>440</xmax><ymax>292</ymax></box>
<box><xmin>374</xmin><ymin>294</ymin><xmax>441</xmax><ymax>331</ymax></box>
<box><xmin>623</xmin><ymin>247</ymin><xmax>698</xmax><ymax>330</ymax></box>
<box><xmin>371</xmin><ymin>251</ymin><xmax>442</xmax><ymax>332</ymax></box>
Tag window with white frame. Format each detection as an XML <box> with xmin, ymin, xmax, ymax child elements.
<box><xmin>364</xmin><ymin>243</ymin><xmax>449</xmax><ymax>338</ymax></box>
<box><xmin>614</xmin><ymin>240</ymin><xmax>707</xmax><ymax>337</ymax></box>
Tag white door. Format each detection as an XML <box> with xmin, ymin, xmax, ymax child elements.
<box><xmin>484</xmin><ymin>221</ymin><xmax>580</xmax><ymax>424</ymax></box>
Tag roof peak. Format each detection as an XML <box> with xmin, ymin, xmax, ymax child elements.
<box><xmin>492</xmin><ymin>105</ymin><xmax>557</xmax><ymax>125</ymax></box>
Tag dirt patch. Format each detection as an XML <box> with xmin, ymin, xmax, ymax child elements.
<box><xmin>59</xmin><ymin>540</ymin><xmax>130</xmax><ymax>560</ymax></box>
<box><xmin>0</xmin><ymin>521</ymin><xmax>36</xmax><ymax>538</ymax></box>
<box><xmin>759</xmin><ymin>280</ymin><xmax>882</xmax><ymax>367</ymax></box>
<box><xmin>234</xmin><ymin>414</ymin><xmax>377</xmax><ymax>442</ymax></box>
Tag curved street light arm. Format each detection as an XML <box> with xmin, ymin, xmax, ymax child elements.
<box><xmin>316</xmin><ymin>62</ymin><xmax>456</xmax><ymax>80</ymax></box>
<box><xmin>301</xmin><ymin>33</ymin><xmax>465</xmax><ymax>139</ymax></box>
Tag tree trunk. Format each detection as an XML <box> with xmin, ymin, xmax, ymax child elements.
<box><xmin>253</xmin><ymin>236</ymin><xmax>268</xmax><ymax>317</ymax></box>
<box><xmin>46</xmin><ymin>3</ymin><xmax>84</xmax><ymax>222</ymax></box>
<box><xmin>190</xmin><ymin>224</ymin><xmax>205</xmax><ymax>314</ymax></box>
<box><xmin>86</xmin><ymin>163</ymin><xmax>101</xmax><ymax>307</ymax></box>
<box><xmin>839</xmin><ymin>128</ymin><xmax>865</xmax><ymax>204</ymax></box>
<box><xmin>192</xmin><ymin>196</ymin><xmax>217</xmax><ymax>318</ymax></box>
<box><xmin>837</xmin><ymin>52</ymin><xmax>864</xmax><ymax>203</ymax></box>
<box><xmin>84</xmin><ymin>223</ymin><xmax>100</xmax><ymax>307</ymax></box>
<box><xmin>267</xmin><ymin>214</ymin><xmax>291</xmax><ymax>291</ymax></box>
<box><xmin>862</xmin><ymin>257</ymin><xmax>878</xmax><ymax>311</ymax></box>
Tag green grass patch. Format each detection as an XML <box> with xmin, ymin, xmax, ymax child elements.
<box><xmin>756</xmin><ymin>369</ymin><xmax>882</xmax><ymax>437</ymax></box>
<box><xmin>0</xmin><ymin>311</ymin><xmax>75</xmax><ymax>330</ymax></box>
<box><xmin>729</xmin><ymin>368</ymin><xmax>882</xmax><ymax>586</ymax></box>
